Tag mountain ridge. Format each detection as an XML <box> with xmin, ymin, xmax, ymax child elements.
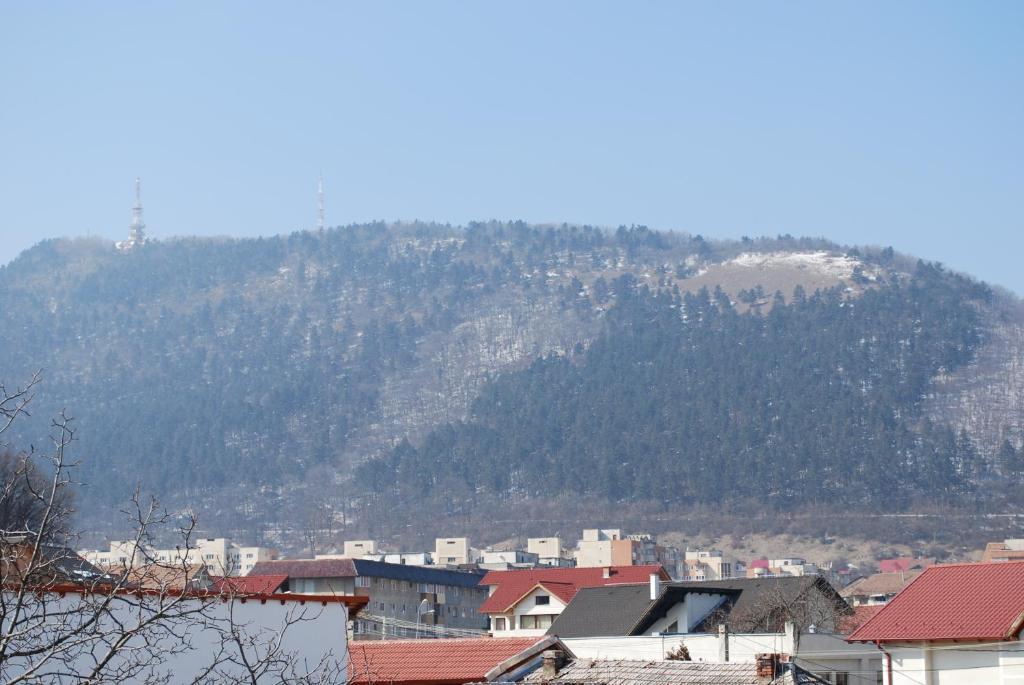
<box><xmin>0</xmin><ymin>223</ymin><xmax>1020</xmax><ymax>539</ymax></box>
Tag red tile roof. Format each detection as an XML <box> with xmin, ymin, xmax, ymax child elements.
<box><xmin>347</xmin><ymin>637</ymin><xmax>541</xmax><ymax>685</ymax></box>
<box><xmin>849</xmin><ymin>561</ymin><xmax>1024</xmax><ymax>643</ymax></box>
<box><xmin>877</xmin><ymin>557</ymin><xmax>934</xmax><ymax>574</ymax></box>
<box><xmin>211</xmin><ymin>574</ymin><xmax>288</xmax><ymax>595</ymax></box>
<box><xmin>479</xmin><ymin>565</ymin><xmax>668</xmax><ymax>614</ymax></box>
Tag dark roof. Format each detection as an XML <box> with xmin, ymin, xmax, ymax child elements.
<box><xmin>548</xmin><ymin>583</ymin><xmax>742</xmax><ymax>638</ymax></box>
<box><xmin>549</xmin><ymin>577</ymin><xmax>848</xmax><ymax>638</ymax></box>
<box><xmin>248</xmin><ymin>557</ymin><xmax>484</xmax><ymax>588</ymax></box>
<box><xmin>683</xmin><ymin>577</ymin><xmax>851</xmax><ymax>632</ymax></box>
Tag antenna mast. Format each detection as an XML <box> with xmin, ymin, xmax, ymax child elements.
<box><xmin>317</xmin><ymin>175</ymin><xmax>325</xmax><ymax>231</ymax></box>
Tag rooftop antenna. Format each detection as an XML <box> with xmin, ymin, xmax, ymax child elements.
<box><xmin>130</xmin><ymin>177</ymin><xmax>146</xmax><ymax>243</ymax></box>
<box><xmin>118</xmin><ymin>177</ymin><xmax>147</xmax><ymax>251</ymax></box>
<box><xmin>317</xmin><ymin>174</ymin><xmax>325</xmax><ymax>231</ymax></box>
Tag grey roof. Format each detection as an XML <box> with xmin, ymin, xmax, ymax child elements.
<box><xmin>248</xmin><ymin>557</ymin><xmax>484</xmax><ymax>588</ymax></box>
<box><xmin>519</xmin><ymin>659</ymin><xmax>829</xmax><ymax>685</ymax></box>
<box><xmin>675</xmin><ymin>577</ymin><xmax>850</xmax><ymax>632</ymax></box>
<box><xmin>548</xmin><ymin>577</ymin><xmax>848</xmax><ymax>638</ymax></box>
<box><xmin>548</xmin><ymin>584</ymin><xmax>740</xmax><ymax>638</ymax></box>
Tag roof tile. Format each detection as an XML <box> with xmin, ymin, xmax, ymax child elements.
<box><xmin>479</xmin><ymin>565</ymin><xmax>668</xmax><ymax>614</ymax></box>
<box><xmin>848</xmin><ymin>561</ymin><xmax>1024</xmax><ymax>642</ymax></box>
<box><xmin>347</xmin><ymin>637</ymin><xmax>541</xmax><ymax>684</ymax></box>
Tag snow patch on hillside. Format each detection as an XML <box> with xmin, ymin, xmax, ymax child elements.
<box><xmin>727</xmin><ymin>251</ymin><xmax>872</xmax><ymax>281</ymax></box>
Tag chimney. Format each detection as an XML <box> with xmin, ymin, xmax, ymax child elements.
<box><xmin>602</xmin><ymin>567</ymin><xmax>611</xmax><ymax>579</ymax></box>
<box><xmin>755</xmin><ymin>654</ymin><xmax>780</xmax><ymax>679</ymax></box>
<box><xmin>541</xmin><ymin>650</ymin><xmax>564</xmax><ymax>679</ymax></box>
<box><xmin>649</xmin><ymin>573</ymin><xmax>661</xmax><ymax>600</ymax></box>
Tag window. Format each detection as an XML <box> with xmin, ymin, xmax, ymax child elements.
<box><xmin>493</xmin><ymin>617</ymin><xmax>507</xmax><ymax>631</ymax></box>
<box><xmin>832</xmin><ymin>674</ymin><xmax>849</xmax><ymax>685</ymax></box>
<box><xmin>519</xmin><ymin>615</ymin><xmax>555</xmax><ymax>630</ymax></box>
<box><xmin>355</xmin><ymin>576</ymin><xmax>371</xmax><ymax>587</ymax></box>
<box><xmin>535</xmin><ymin>595</ymin><xmax>550</xmax><ymax>606</ymax></box>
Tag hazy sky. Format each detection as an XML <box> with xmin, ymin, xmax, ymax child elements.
<box><xmin>2</xmin><ymin>3</ymin><xmax>1022</xmax><ymax>292</ymax></box>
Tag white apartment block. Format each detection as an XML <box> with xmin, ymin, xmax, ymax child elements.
<box><xmin>748</xmin><ymin>558</ymin><xmax>819</xmax><ymax>578</ymax></box>
<box><xmin>343</xmin><ymin>540</ymin><xmax>379</xmax><ymax>557</ymax></box>
<box><xmin>681</xmin><ymin>549</ymin><xmax>743</xmax><ymax>581</ymax></box>
<box><xmin>573</xmin><ymin>529</ymin><xmax>623</xmax><ymax>567</ymax></box>
<box><xmin>80</xmin><ymin>537</ymin><xmax>277</xmax><ymax>576</ymax></box>
<box><xmin>527</xmin><ymin>537</ymin><xmax>573</xmax><ymax>567</ymax></box>
<box><xmin>434</xmin><ymin>537</ymin><xmax>476</xmax><ymax>566</ymax></box>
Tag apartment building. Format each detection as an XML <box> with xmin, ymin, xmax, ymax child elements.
<box><xmin>527</xmin><ymin>537</ymin><xmax>573</xmax><ymax>567</ymax></box>
<box><xmin>747</xmin><ymin>558</ymin><xmax>819</xmax><ymax>578</ymax></box>
<box><xmin>681</xmin><ymin>548</ymin><xmax>743</xmax><ymax>581</ymax></box>
<box><xmin>79</xmin><ymin>538</ymin><xmax>278</xmax><ymax>576</ymax></box>
<box><xmin>248</xmin><ymin>557</ymin><xmax>488</xmax><ymax>639</ymax></box>
<box><xmin>435</xmin><ymin>537</ymin><xmax>478</xmax><ymax>566</ymax></box>
<box><xmin>574</xmin><ymin>530</ymin><xmax>682</xmax><ymax>578</ymax></box>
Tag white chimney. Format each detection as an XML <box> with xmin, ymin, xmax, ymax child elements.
<box><xmin>650</xmin><ymin>573</ymin><xmax>661</xmax><ymax>600</ymax></box>
<box><xmin>602</xmin><ymin>567</ymin><xmax>611</xmax><ymax>579</ymax></box>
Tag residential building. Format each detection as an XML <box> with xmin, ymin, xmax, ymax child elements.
<box><xmin>574</xmin><ymin>530</ymin><xmax>682</xmax><ymax>578</ymax></box>
<box><xmin>848</xmin><ymin>561</ymin><xmax>1024</xmax><ymax>684</ymax></box>
<box><xmin>480</xmin><ymin>549</ymin><xmax>541</xmax><ymax>571</ymax></box>
<box><xmin>344</xmin><ymin>540</ymin><xmax>379</xmax><ymax>557</ymax></box>
<box><xmin>839</xmin><ymin>571</ymin><xmax>922</xmax><ymax>607</ymax></box>
<box><xmin>79</xmin><ymin>537</ymin><xmax>277</xmax><ymax>576</ymax></box>
<box><xmin>247</xmin><ymin>557</ymin><xmax>488</xmax><ymax>638</ymax></box>
<box><xmin>980</xmin><ymin>537</ymin><xmax>1024</xmax><ymax>563</ymax></box>
<box><xmin>527</xmin><ymin>537</ymin><xmax>573</xmax><ymax>567</ymax></box>
<box><xmin>748</xmin><ymin>558</ymin><xmax>819</xmax><ymax>578</ymax></box>
<box><xmin>380</xmin><ymin>552</ymin><xmax>434</xmax><ymax>566</ymax></box>
<box><xmin>546</xmin><ymin>577</ymin><xmax>878</xmax><ymax>683</ymax></box>
<box><xmin>435</xmin><ymin>537</ymin><xmax>477</xmax><ymax>566</ymax></box>
<box><xmin>347</xmin><ymin>635</ymin><xmax>571</xmax><ymax>685</ymax></box>
<box><xmin>549</xmin><ymin>576</ymin><xmax>853</xmax><ymax>637</ymax></box>
<box><xmin>682</xmin><ymin>548</ymin><xmax>743</xmax><ymax>581</ymax></box>
<box><xmin>481</xmin><ymin>564</ymin><xmax>670</xmax><ymax>637</ymax></box>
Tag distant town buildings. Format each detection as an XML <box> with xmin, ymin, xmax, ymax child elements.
<box><xmin>573</xmin><ymin>529</ymin><xmax>682</xmax><ymax>577</ymax></box>
<box><xmin>980</xmin><ymin>537</ymin><xmax>1024</xmax><ymax>563</ymax></box>
<box><xmin>527</xmin><ymin>537</ymin><xmax>573</xmax><ymax>567</ymax></box>
<box><xmin>79</xmin><ymin>537</ymin><xmax>278</xmax><ymax>576</ymax></box>
<box><xmin>747</xmin><ymin>557</ymin><xmax>819</xmax><ymax>578</ymax></box>
<box><xmin>681</xmin><ymin>548</ymin><xmax>744</xmax><ymax>581</ymax></box>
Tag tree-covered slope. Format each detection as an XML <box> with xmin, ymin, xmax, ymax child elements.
<box><xmin>0</xmin><ymin>222</ymin><xmax>1020</xmax><ymax>526</ymax></box>
<box><xmin>359</xmin><ymin>262</ymin><xmax>1023</xmax><ymax>510</ymax></box>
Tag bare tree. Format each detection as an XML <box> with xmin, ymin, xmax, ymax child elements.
<box><xmin>0</xmin><ymin>375</ymin><xmax>352</xmax><ymax>684</ymax></box>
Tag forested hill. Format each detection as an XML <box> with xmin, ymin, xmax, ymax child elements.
<box><xmin>0</xmin><ymin>222</ymin><xmax>1022</xmax><ymax>529</ymax></box>
<box><xmin>359</xmin><ymin>263</ymin><xmax>1022</xmax><ymax>511</ymax></box>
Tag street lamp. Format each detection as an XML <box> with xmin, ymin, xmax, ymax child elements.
<box><xmin>415</xmin><ymin>598</ymin><xmax>435</xmax><ymax>639</ymax></box>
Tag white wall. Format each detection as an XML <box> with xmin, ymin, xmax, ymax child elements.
<box><xmin>1</xmin><ymin>591</ymin><xmax>351</xmax><ymax>683</ymax></box>
<box><xmin>563</xmin><ymin>631</ymin><xmax>883</xmax><ymax>684</ymax></box>
<box><xmin>883</xmin><ymin>640</ymin><xmax>1024</xmax><ymax>685</ymax></box>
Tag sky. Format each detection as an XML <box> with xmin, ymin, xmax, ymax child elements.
<box><xmin>1</xmin><ymin>2</ymin><xmax>1022</xmax><ymax>292</ymax></box>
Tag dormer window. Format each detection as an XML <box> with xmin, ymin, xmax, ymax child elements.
<box><xmin>535</xmin><ymin>595</ymin><xmax>550</xmax><ymax>606</ymax></box>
